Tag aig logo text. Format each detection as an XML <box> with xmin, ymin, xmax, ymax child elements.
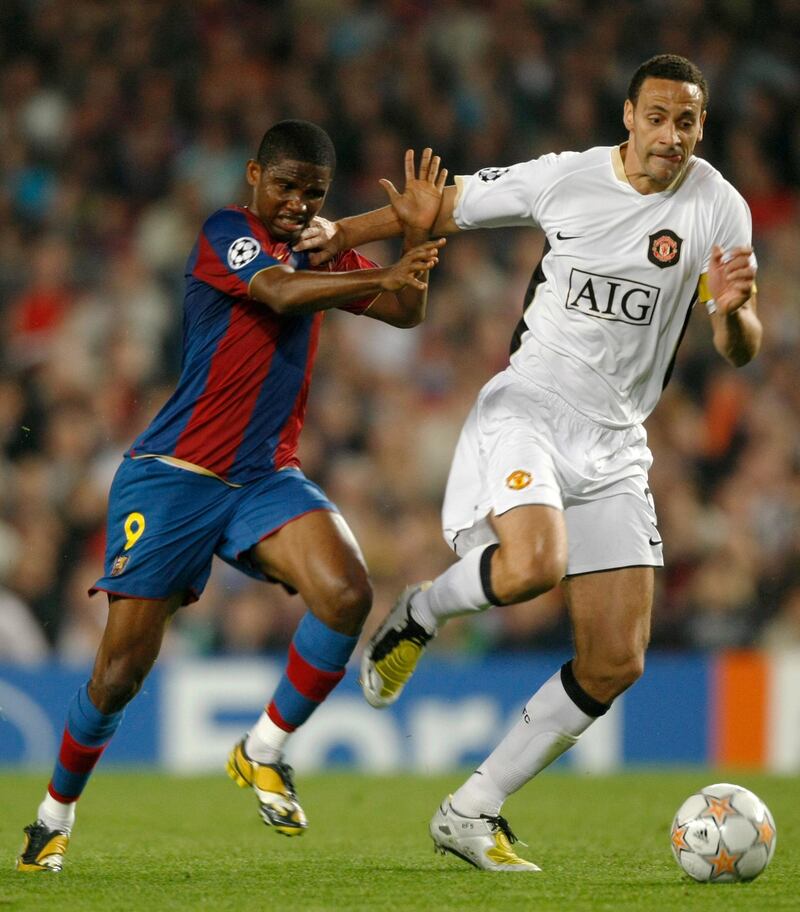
<box><xmin>566</xmin><ymin>268</ymin><xmax>660</xmax><ymax>326</ymax></box>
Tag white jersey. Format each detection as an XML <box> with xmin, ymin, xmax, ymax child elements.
<box><xmin>453</xmin><ymin>145</ymin><xmax>754</xmax><ymax>428</ymax></box>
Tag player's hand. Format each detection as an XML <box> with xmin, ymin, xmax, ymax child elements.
<box><xmin>295</xmin><ymin>216</ymin><xmax>341</xmax><ymax>266</ymax></box>
<box><xmin>379</xmin><ymin>148</ymin><xmax>448</xmax><ymax>234</ymax></box>
<box><xmin>380</xmin><ymin>237</ymin><xmax>446</xmax><ymax>291</ymax></box>
<box><xmin>707</xmin><ymin>245</ymin><xmax>757</xmax><ymax>316</ymax></box>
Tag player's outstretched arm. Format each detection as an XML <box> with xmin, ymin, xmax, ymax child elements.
<box><xmin>706</xmin><ymin>245</ymin><xmax>762</xmax><ymax>366</ymax></box>
<box><xmin>296</xmin><ymin>148</ymin><xmax>460</xmax><ymax>265</ymax></box>
<box><xmin>377</xmin><ymin>148</ymin><xmax>450</xmax><ymax>239</ymax></box>
<box><xmin>363</xmin><ymin>150</ymin><xmax>449</xmax><ymax>327</ymax></box>
<box><xmin>248</xmin><ymin>238</ymin><xmax>444</xmax><ymax>317</ymax></box>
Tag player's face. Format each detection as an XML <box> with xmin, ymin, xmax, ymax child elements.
<box><xmin>247</xmin><ymin>158</ymin><xmax>331</xmax><ymax>242</ymax></box>
<box><xmin>623</xmin><ymin>78</ymin><xmax>706</xmax><ymax>193</ymax></box>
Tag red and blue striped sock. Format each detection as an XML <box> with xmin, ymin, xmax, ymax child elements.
<box><xmin>267</xmin><ymin>612</ymin><xmax>358</xmax><ymax>732</ymax></box>
<box><xmin>48</xmin><ymin>683</ymin><xmax>124</xmax><ymax>804</ymax></box>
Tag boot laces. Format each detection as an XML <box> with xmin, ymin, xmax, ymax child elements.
<box><xmin>480</xmin><ymin>814</ymin><xmax>528</xmax><ymax>847</ymax></box>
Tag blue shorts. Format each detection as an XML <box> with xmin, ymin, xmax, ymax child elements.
<box><xmin>91</xmin><ymin>457</ymin><xmax>337</xmax><ymax>604</ymax></box>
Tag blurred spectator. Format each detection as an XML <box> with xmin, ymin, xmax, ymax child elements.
<box><xmin>760</xmin><ymin>583</ymin><xmax>800</xmax><ymax>651</ymax></box>
<box><xmin>0</xmin><ymin>0</ymin><xmax>797</xmax><ymax>659</ymax></box>
<box><xmin>4</xmin><ymin>236</ymin><xmax>74</xmax><ymax>369</ymax></box>
<box><xmin>55</xmin><ymin>556</ymin><xmax>109</xmax><ymax>664</ymax></box>
<box><xmin>0</xmin><ymin>520</ymin><xmax>49</xmax><ymax>663</ymax></box>
<box><xmin>0</xmin><ymin>585</ymin><xmax>49</xmax><ymax>664</ymax></box>
<box><xmin>682</xmin><ymin>548</ymin><xmax>759</xmax><ymax>650</ymax></box>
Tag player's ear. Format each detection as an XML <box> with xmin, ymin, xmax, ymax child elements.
<box><xmin>697</xmin><ymin>109</ymin><xmax>707</xmax><ymax>142</ymax></box>
<box><xmin>246</xmin><ymin>160</ymin><xmax>261</xmax><ymax>188</ymax></box>
<box><xmin>623</xmin><ymin>99</ymin><xmax>635</xmax><ymax>133</ymax></box>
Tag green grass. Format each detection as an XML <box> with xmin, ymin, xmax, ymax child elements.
<box><xmin>0</xmin><ymin>770</ymin><xmax>796</xmax><ymax>911</ymax></box>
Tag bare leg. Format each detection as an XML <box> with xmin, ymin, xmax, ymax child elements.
<box><xmin>410</xmin><ymin>504</ymin><xmax>568</xmax><ymax>631</ymax></box>
<box><xmin>252</xmin><ymin>509</ymin><xmax>371</xmax><ymax>635</ymax></box>
<box><xmin>89</xmin><ymin>593</ymin><xmax>184</xmax><ymax>712</ymax></box>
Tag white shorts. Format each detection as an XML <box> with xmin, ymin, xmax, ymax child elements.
<box><xmin>442</xmin><ymin>369</ymin><xmax>664</xmax><ymax>576</ymax></box>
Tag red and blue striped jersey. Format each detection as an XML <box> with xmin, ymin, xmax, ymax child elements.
<box><xmin>129</xmin><ymin>206</ymin><xmax>378</xmax><ymax>483</ymax></box>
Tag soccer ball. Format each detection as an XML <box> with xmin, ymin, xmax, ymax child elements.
<box><xmin>670</xmin><ymin>783</ymin><xmax>777</xmax><ymax>883</ymax></box>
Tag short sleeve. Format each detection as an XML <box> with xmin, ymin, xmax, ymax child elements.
<box><xmin>695</xmin><ymin>182</ymin><xmax>757</xmax><ymax>304</ymax></box>
<box><xmin>702</xmin><ymin>184</ymin><xmax>755</xmax><ymax>274</ymax></box>
<box><xmin>190</xmin><ymin>208</ymin><xmax>281</xmax><ymax>299</ymax></box>
<box><xmin>453</xmin><ymin>154</ymin><xmax>566</xmax><ymax>230</ymax></box>
<box><xmin>326</xmin><ymin>248</ymin><xmax>380</xmax><ymax>315</ymax></box>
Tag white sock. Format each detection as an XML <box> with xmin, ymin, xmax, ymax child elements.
<box><xmin>245</xmin><ymin>711</ymin><xmax>289</xmax><ymax>764</ymax></box>
<box><xmin>410</xmin><ymin>545</ymin><xmax>494</xmax><ymax>632</ymax></box>
<box><xmin>451</xmin><ymin>665</ymin><xmax>604</xmax><ymax>817</ymax></box>
<box><xmin>38</xmin><ymin>794</ymin><xmax>76</xmax><ymax>834</ymax></box>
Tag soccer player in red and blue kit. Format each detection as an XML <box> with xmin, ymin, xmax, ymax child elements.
<box><xmin>17</xmin><ymin>120</ymin><xmax>447</xmax><ymax>872</ymax></box>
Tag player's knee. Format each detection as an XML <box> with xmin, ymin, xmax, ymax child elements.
<box><xmin>90</xmin><ymin>663</ymin><xmax>148</xmax><ymax>713</ymax></box>
<box><xmin>495</xmin><ymin>548</ymin><xmax>565</xmax><ymax>603</ymax></box>
<box><xmin>533</xmin><ymin>552</ymin><xmax>567</xmax><ymax>595</ymax></box>
<box><xmin>582</xmin><ymin>652</ymin><xmax>644</xmax><ymax>702</ymax></box>
<box><xmin>321</xmin><ymin>573</ymin><xmax>372</xmax><ymax>635</ymax></box>
<box><xmin>612</xmin><ymin>653</ymin><xmax>645</xmax><ymax>692</ymax></box>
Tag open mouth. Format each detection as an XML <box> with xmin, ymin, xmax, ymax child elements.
<box><xmin>274</xmin><ymin>215</ymin><xmax>307</xmax><ymax>233</ymax></box>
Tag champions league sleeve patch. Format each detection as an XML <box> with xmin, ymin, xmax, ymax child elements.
<box><xmin>227</xmin><ymin>236</ymin><xmax>261</xmax><ymax>269</ymax></box>
<box><xmin>648</xmin><ymin>229</ymin><xmax>682</xmax><ymax>268</ymax></box>
<box><xmin>477</xmin><ymin>167</ymin><xmax>510</xmax><ymax>182</ymax></box>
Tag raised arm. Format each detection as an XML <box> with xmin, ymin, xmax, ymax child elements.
<box><xmin>361</xmin><ymin>148</ymin><xmax>449</xmax><ymax>327</ymax></box>
<box><xmin>296</xmin><ymin>148</ymin><xmax>461</xmax><ymax>264</ymax></box>
<box><xmin>706</xmin><ymin>245</ymin><xmax>762</xmax><ymax>366</ymax></box>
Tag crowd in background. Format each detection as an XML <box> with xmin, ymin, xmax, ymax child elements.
<box><xmin>1</xmin><ymin>0</ymin><xmax>799</xmax><ymax>664</ymax></box>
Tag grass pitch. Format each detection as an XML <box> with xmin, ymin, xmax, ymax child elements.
<box><xmin>0</xmin><ymin>770</ymin><xmax>797</xmax><ymax>911</ymax></box>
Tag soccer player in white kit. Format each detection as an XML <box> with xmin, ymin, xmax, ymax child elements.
<box><xmin>299</xmin><ymin>54</ymin><xmax>762</xmax><ymax>871</ymax></box>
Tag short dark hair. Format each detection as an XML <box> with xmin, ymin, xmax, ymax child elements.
<box><xmin>627</xmin><ymin>54</ymin><xmax>709</xmax><ymax>110</ymax></box>
<box><xmin>256</xmin><ymin>119</ymin><xmax>336</xmax><ymax>173</ymax></box>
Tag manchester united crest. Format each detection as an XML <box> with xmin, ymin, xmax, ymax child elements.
<box><xmin>647</xmin><ymin>229</ymin><xmax>682</xmax><ymax>268</ymax></box>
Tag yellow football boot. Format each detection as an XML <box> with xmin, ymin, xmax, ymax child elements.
<box><xmin>16</xmin><ymin>821</ymin><xmax>70</xmax><ymax>873</ymax></box>
<box><xmin>360</xmin><ymin>582</ymin><xmax>435</xmax><ymax>708</ymax></box>
<box><xmin>226</xmin><ymin>739</ymin><xmax>307</xmax><ymax>836</ymax></box>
